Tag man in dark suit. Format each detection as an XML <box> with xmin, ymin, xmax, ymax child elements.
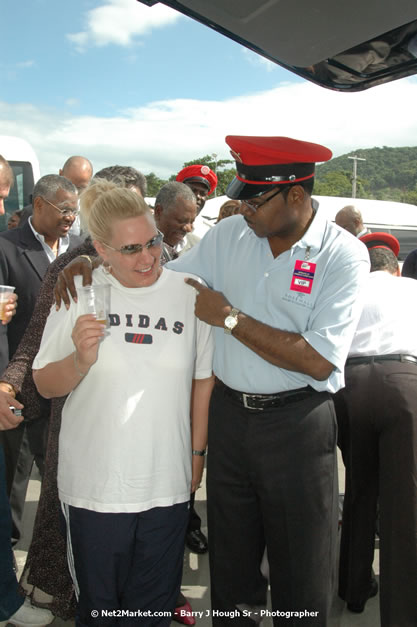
<box><xmin>0</xmin><ymin>173</ymin><xmax>81</xmax><ymax>544</ymax></box>
<box><xmin>0</xmin><ymin>156</ymin><xmax>53</xmax><ymax>626</ymax></box>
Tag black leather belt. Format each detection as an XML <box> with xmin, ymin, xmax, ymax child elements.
<box><xmin>346</xmin><ymin>354</ymin><xmax>417</xmax><ymax>366</ymax></box>
<box><xmin>215</xmin><ymin>378</ymin><xmax>316</xmax><ymax>411</ymax></box>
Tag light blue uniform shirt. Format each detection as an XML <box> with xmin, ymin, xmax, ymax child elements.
<box><xmin>168</xmin><ymin>210</ymin><xmax>369</xmax><ymax>394</ymax></box>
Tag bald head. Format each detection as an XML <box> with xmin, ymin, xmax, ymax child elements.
<box><xmin>60</xmin><ymin>156</ymin><xmax>93</xmax><ymax>194</ymax></box>
<box><xmin>335</xmin><ymin>205</ymin><xmax>365</xmax><ymax>237</ymax></box>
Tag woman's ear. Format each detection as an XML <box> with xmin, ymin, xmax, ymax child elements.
<box><xmin>93</xmin><ymin>240</ymin><xmax>108</xmax><ymax>260</ymax></box>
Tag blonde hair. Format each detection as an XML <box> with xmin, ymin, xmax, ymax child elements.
<box><xmin>80</xmin><ymin>178</ymin><xmax>152</xmax><ymax>243</ymax></box>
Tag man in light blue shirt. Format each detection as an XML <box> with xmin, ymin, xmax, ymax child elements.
<box><xmin>170</xmin><ymin>136</ymin><xmax>370</xmax><ymax>626</ymax></box>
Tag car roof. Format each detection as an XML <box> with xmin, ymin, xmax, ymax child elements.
<box><xmin>138</xmin><ymin>0</ymin><xmax>417</xmax><ymax>91</ymax></box>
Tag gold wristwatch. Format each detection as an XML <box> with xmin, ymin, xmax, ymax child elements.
<box><xmin>224</xmin><ymin>307</ymin><xmax>240</xmax><ymax>334</ymax></box>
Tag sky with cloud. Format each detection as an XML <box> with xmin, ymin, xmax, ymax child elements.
<box><xmin>2</xmin><ymin>0</ymin><xmax>417</xmax><ymax>178</ymax></box>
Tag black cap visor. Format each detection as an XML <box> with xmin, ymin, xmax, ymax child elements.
<box><xmin>227</xmin><ymin>161</ymin><xmax>315</xmax><ymax>199</ymax></box>
<box><xmin>226</xmin><ymin>177</ymin><xmax>278</xmax><ymax>200</ymax></box>
<box><xmin>183</xmin><ymin>176</ymin><xmax>211</xmax><ymax>192</ymax></box>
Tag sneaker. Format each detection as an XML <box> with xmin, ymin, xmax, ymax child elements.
<box><xmin>7</xmin><ymin>598</ymin><xmax>54</xmax><ymax>627</ymax></box>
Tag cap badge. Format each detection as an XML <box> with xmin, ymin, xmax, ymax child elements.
<box><xmin>200</xmin><ymin>165</ymin><xmax>210</xmax><ymax>175</ymax></box>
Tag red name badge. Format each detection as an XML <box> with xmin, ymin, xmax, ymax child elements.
<box><xmin>290</xmin><ymin>259</ymin><xmax>317</xmax><ymax>294</ymax></box>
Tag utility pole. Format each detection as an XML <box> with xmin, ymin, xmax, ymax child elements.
<box><xmin>348</xmin><ymin>155</ymin><xmax>366</xmax><ymax>198</ymax></box>
<box><xmin>212</xmin><ymin>153</ymin><xmax>218</xmax><ymax>197</ymax></box>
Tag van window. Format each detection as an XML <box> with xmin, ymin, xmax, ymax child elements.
<box><xmin>368</xmin><ymin>227</ymin><xmax>417</xmax><ymax>261</ymax></box>
<box><xmin>5</xmin><ymin>161</ymin><xmax>35</xmax><ymax>213</ymax></box>
<box><xmin>0</xmin><ymin>160</ymin><xmax>35</xmax><ymax>231</ymax></box>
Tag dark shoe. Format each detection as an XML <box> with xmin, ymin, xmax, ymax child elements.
<box><xmin>347</xmin><ymin>578</ymin><xmax>378</xmax><ymax>613</ymax></box>
<box><xmin>173</xmin><ymin>600</ymin><xmax>196</xmax><ymax>625</ymax></box>
<box><xmin>186</xmin><ymin>529</ymin><xmax>208</xmax><ymax>554</ymax></box>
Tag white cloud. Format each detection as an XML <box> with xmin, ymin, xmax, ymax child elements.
<box><xmin>67</xmin><ymin>0</ymin><xmax>181</xmax><ymax>51</ymax></box>
<box><xmin>2</xmin><ymin>77</ymin><xmax>417</xmax><ymax>179</ymax></box>
<box><xmin>242</xmin><ymin>48</ymin><xmax>277</xmax><ymax>72</ymax></box>
<box><xmin>16</xmin><ymin>60</ymin><xmax>35</xmax><ymax>69</ymax></box>
<box><xmin>1</xmin><ymin>60</ymin><xmax>36</xmax><ymax>81</ymax></box>
<box><xmin>65</xmin><ymin>98</ymin><xmax>80</xmax><ymax>108</ymax></box>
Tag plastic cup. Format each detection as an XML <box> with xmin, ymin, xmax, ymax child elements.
<box><xmin>78</xmin><ymin>284</ymin><xmax>111</xmax><ymax>326</ymax></box>
<box><xmin>0</xmin><ymin>285</ymin><xmax>15</xmax><ymax>321</ymax></box>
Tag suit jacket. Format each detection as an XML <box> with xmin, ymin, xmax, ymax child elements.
<box><xmin>0</xmin><ymin>221</ymin><xmax>82</xmax><ymax>375</ymax></box>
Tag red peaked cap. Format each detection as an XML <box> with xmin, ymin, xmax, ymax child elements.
<box><xmin>225</xmin><ymin>135</ymin><xmax>332</xmax><ymax>200</ymax></box>
<box><xmin>176</xmin><ymin>165</ymin><xmax>218</xmax><ymax>196</ymax></box>
<box><xmin>360</xmin><ymin>232</ymin><xmax>400</xmax><ymax>258</ymax></box>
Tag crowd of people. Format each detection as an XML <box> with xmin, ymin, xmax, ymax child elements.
<box><xmin>0</xmin><ymin>136</ymin><xmax>416</xmax><ymax>627</ymax></box>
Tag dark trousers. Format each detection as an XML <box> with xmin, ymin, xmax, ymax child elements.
<box><xmin>0</xmin><ymin>416</ymin><xmax>48</xmax><ymax>544</ymax></box>
<box><xmin>64</xmin><ymin>502</ymin><xmax>189</xmax><ymax>626</ymax></box>
<box><xmin>0</xmin><ymin>446</ymin><xmax>24</xmax><ymax>621</ymax></box>
<box><xmin>207</xmin><ymin>383</ymin><xmax>338</xmax><ymax>627</ymax></box>
<box><xmin>334</xmin><ymin>360</ymin><xmax>417</xmax><ymax>627</ymax></box>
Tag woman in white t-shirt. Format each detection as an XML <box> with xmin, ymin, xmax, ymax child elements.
<box><xmin>33</xmin><ymin>180</ymin><xmax>214</xmax><ymax>627</ymax></box>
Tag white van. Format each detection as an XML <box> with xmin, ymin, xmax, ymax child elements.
<box><xmin>0</xmin><ymin>135</ymin><xmax>40</xmax><ymax>229</ymax></box>
<box><xmin>195</xmin><ymin>195</ymin><xmax>417</xmax><ymax>262</ymax></box>
<box><xmin>312</xmin><ymin>195</ymin><xmax>417</xmax><ymax>262</ymax></box>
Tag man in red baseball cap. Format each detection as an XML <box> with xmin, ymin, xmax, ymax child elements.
<box><xmin>176</xmin><ymin>164</ymin><xmax>217</xmax><ymax>214</ymax></box>
<box><xmin>360</xmin><ymin>231</ymin><xmax>400</xmax><ymax>257</ymax></box>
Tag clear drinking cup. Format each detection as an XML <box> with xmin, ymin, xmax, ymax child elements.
<box><xmin>78</xmin><ymin>284</ymin><xmax>111</xmax><ymax>326</ymax></box>
<box><xmin>0</xmin><ymin>285</ymin><xmax>15</xmax><ymax>321</ymax></box>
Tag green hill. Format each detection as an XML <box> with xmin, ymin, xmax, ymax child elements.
<box><xmin>315</xmin><ymin>146</ymin><xmax>417</xmax><ymax>204</ymax></box>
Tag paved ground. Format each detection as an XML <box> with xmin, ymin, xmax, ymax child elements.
<box><xmin>10</xmin><ymin>452</ymin><xmax>381</xmax><ymax>626</ymax></box>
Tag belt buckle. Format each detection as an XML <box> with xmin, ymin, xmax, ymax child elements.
<box><xmin>242</xmin><ymin>393</ymin><xmax>262</xmax><ymax>410</ymax></box>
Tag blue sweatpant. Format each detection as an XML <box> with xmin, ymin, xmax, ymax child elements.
<box><xmin>63</xmin><ymin>502</ymin><xmax>189</xmax><ymax>626</ymax></box>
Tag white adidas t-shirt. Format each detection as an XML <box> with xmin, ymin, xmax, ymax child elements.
<box><xmin>33</xmin><ymin>266</ymin><xmax>213</xmax><ymax>513</ymax></box>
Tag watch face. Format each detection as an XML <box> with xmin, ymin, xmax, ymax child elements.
<box><xmin>225</xmin><ymin>315</ymin><xmax>237</xmax><ymax>330</ymax></box>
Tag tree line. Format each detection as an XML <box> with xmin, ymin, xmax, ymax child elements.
<box><xmin>145</xmin><ymin>154</ymin><xmax>235</xmax><ymax>197</ymax></box>
<box><xmin>315</xmin><ymin>146</ymin><xmax>417</xmax><ymax>204</ymax></box>
<box><xmin>145</xmin><ymin>146</ymin><xmax>417</xmax><ymax>205</ymax></box>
